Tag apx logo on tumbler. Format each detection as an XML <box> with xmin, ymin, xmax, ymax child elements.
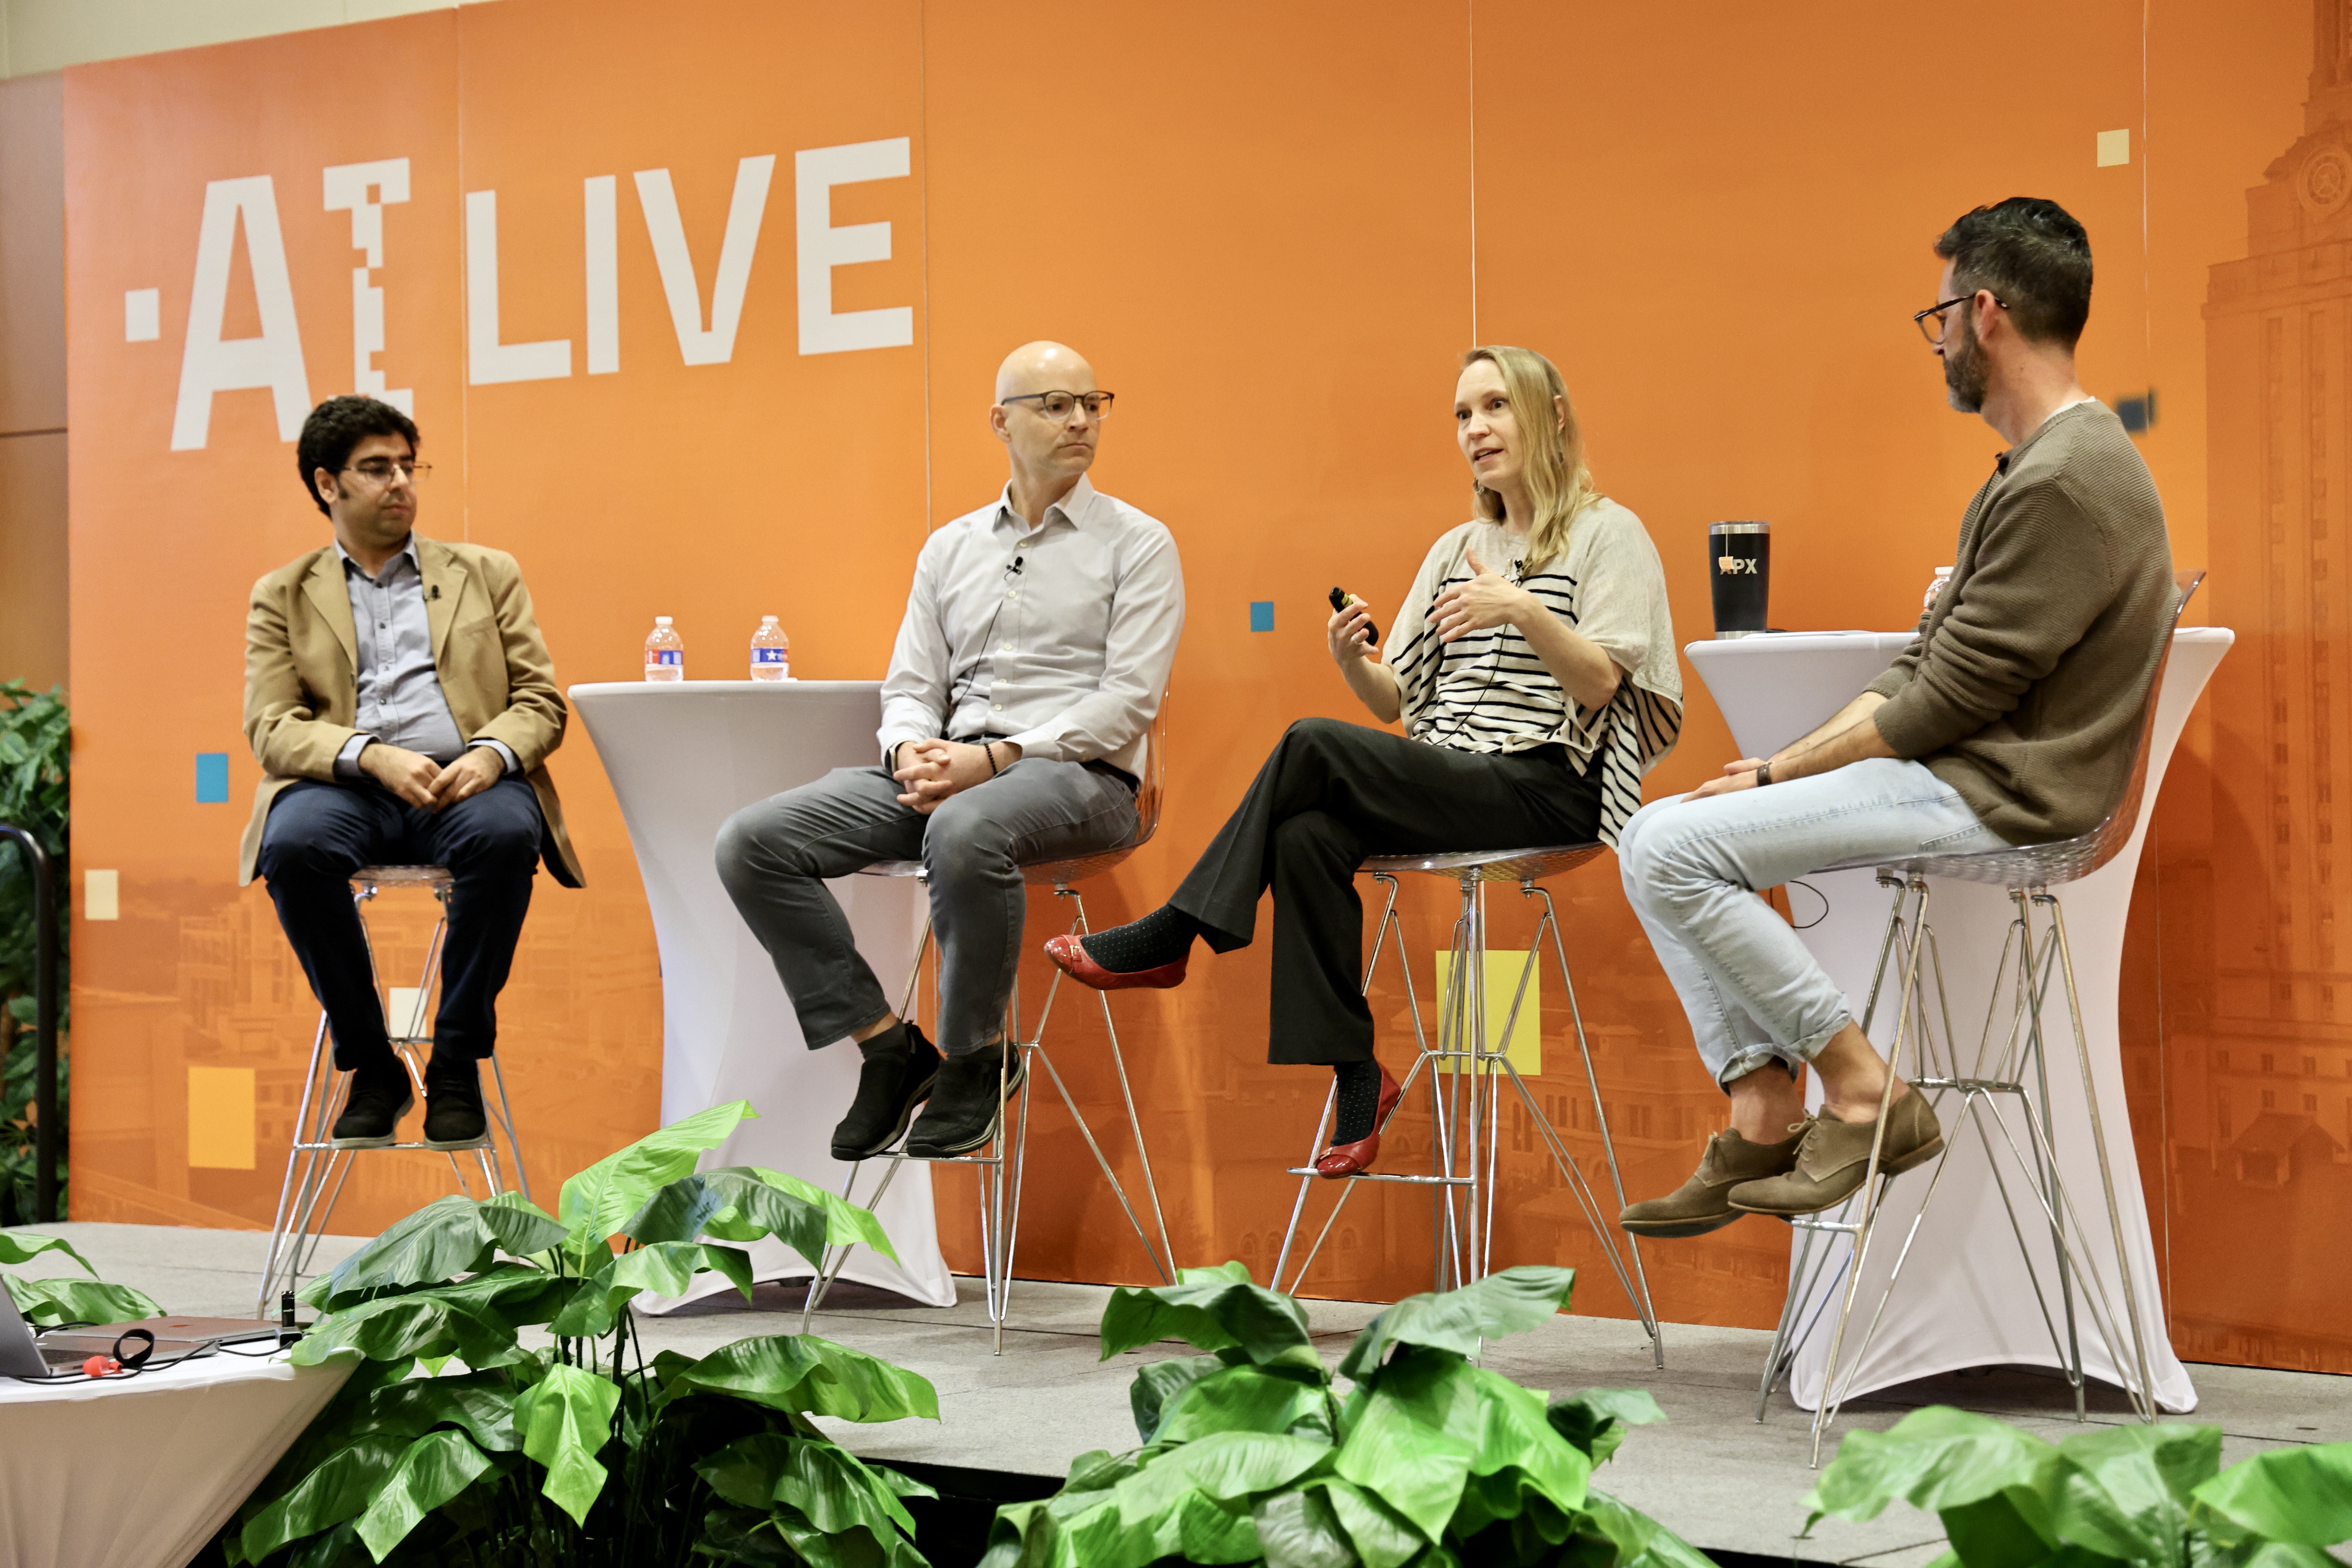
<box><xmin>1708</xmin><ymin>521</ymin><xmax>1770</xmax><ymax>638</ymax></box>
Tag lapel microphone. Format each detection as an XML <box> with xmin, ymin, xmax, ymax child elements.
<box><xmin>428</xmin><ymin>584</ymin><xmax>441</xmax><ymax>599</ymax></box>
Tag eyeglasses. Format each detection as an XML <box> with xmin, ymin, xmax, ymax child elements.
<box><xmin>1000</xmin><ymin>390</ymin><xmax>1115</xmax><ymax>421</ymax></box>
<box><xmin>341</xmin><ymin>459</ymin><xmax>431</xmax><ymax>484</ymax></box>
<box><xmin>1913</xmin><ymin>293</ymin><xmax>2006</xmax><ymax>346</ymax></box>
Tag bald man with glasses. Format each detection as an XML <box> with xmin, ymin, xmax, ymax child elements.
<box><xmin>717</xmin><ymin>341</ymin><xmax>1185</xmax><ymax>1160</ymax></box>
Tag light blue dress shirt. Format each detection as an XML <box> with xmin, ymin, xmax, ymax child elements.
<box><xmin>330</xmin><ymin>538</ymin><xmax>519</xmax><ymax>782</ymax></box>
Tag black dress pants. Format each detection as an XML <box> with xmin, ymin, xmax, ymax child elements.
<box><xmin>1168</xmin><ymin>717</ymin><xmax>1602</xmax><ymax>1065</ymax></box>
<box><xmin>256</xmin><ymin>777</ymin><xmax>543</xmax><ymax>1069</ymax></box>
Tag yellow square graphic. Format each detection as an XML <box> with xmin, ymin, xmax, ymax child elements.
<box><xmin>1433</xmin><ymin>950</ymin><xmax>1542</xmax><ymax>1075</ymax></box>
<box><xmin>2096</xmin><ymin>128</ymin><xmax>2131</xmax><ymax>167</ymax></box>
<box><xmin>187</xmin><ymin>1065</ymin><xmax>256</xmax><ymax>1170</ymax></box>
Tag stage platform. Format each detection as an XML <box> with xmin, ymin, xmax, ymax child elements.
<box><xmin>25</xmin><ymin>1223</ymin><xmax>2351</xmax><ymax>1566</ymax></box>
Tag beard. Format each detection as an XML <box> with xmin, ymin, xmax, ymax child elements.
<box><xmin>1943</xmin><ymin>315</ymin><xmax>1987</xmax><ymax>413</ymax></box>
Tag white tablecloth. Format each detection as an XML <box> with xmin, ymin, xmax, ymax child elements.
<box><xmin>1684</xmin><ymin>629</ymin><xmax>2229</xmax><ymax>1414</ymax></box>
<box><xmin>568</xmin><ymin>681</ymin><xmax>952</xmax><ymax>1307</ymax></box>
<box><xmin>0</xmin><ymin>1350</ymin><xmax>352</xmax><ymax>1568</ymax></box>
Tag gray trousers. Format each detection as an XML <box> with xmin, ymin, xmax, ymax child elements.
<box><xmin>715</xmin><ymin>759</ymin><xmax>1139</xmax><ymax>1058</ymax></box>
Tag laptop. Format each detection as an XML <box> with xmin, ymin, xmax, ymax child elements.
<box><xmin>0</xmin><ymin>1290</ymin><xmax>228</xmax><ymax>1379</ymax></box>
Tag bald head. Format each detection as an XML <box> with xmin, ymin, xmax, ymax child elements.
<box><xmin>995</xmin><ymin>341</ymin><xmax>1096</xmax><ymax>401</ymax></box>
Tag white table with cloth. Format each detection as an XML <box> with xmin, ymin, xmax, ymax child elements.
<box><xmin>568</xmin><ymin>680</ymin><xmax>953</xmax><ymax>1308</ymax></box>
<box><xmin>0</xmin><ymin>1350</ymin><xmax>352</xmax><ymax>1568</ymax></box>
<box><xmin>1682</xmin><ymin>628</ymin><xmax>2229</xmax><ymax>1414</ymax></box>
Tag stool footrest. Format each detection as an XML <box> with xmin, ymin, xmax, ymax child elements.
<box><xmin>1284</xmin><ymin>1167</ymin><xmax>1474</xmax><ymax>1185</ymax></box>
<box><xmin>293</xmin><ymin>1137</ymin><xmax>492</xmax><ymax>1153</ymax></box>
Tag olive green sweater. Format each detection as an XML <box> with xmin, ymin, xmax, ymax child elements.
<box><xmin>1867</xmin><ymin>402</ymin><xmax>2175</xmax><ymax>845</ymax></box>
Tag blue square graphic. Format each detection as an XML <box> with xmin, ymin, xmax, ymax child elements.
<box><xmin>195</xmin><ymin>752</ymin><xmax>230</xmax><ymax>803</ymax></box>
<box><xmin>1249</xmin><ymin>601</ymin><xmax>1275</xmax><ymax>632</ymax></box>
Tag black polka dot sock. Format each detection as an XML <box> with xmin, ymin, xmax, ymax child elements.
<box><xmin>1332</xmin><ymin>1060</ymin><xmax>1385</xmax><ymax>1144</ymax></box>
<box><xmin>1078</xmin><ymin>905</ymin><xmax>1201</xmax><ymax>973</ymax></box>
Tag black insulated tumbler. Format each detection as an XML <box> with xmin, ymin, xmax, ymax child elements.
<box><xmin>1709</xmin><ymin>521</ymin><xmax>1770</xmax><ymax>637</ymax></box>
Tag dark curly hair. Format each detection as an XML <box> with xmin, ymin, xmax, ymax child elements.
<box><xmin>1935</xmin><ymin>198</ymin><xmax>2093</xmax><ymax>349</ymax></box>
<box><xmin>296</xmin><ymin>396</ymin><xmax>419</xmax><ymax>516</ymax></box>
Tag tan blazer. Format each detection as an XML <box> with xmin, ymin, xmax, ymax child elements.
<box><xmin>239</xmin><ymin>536</ymin><xmax>586</xmax><ymax>889</ymax></box>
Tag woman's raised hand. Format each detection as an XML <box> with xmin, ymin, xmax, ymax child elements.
<box><xmin>1430</xmin><ymin>548</ymin><xmax>1531</xmax><ymax>643</ymax></box>
<box><xmin>1327</xmin><ymin>596</ymin><xmax>1381</xmax><ymax>666</ymax></box>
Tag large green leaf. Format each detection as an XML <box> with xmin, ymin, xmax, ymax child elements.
<box><xmin>1098</xmin><ymin>1262</ymin><xmax>1315</xmax><ymax>1366</ymax></box>
<box><xmin>1548</xmin><ymin>1388</ymin><xmax>1666</xmax><ymax>1467</ymax></box>
<box><xmin>1103</xmin><ymin>1432</ymin><xmax>1325</xmax><ymax>1566</ymax></box>
<box><xmin>2192</xmin><ymin>1442</ymin><xmax>2352</xmax><ymax>1546</ymax></box>
<box><xmin>1253</xmin><ymin>1486</ymin><xmax>1358</xmax><ymax>1568</ymax></box>
<box><xmin>307</xmin><ymin>1195</ymin><xmax>499</xmax><ymax>1307</ymax></box>
<box><xmin>352</xmin><ymin>1428</ymin><xmax>492</xmax><ymax>1561</ymax></box>
<box><xmin>474</xmin><ymin>1192</ymin><xmax>568</xmax><ymax>1258</ymax></box>
<box><xmin>1314</xmin><ymin>1477</ymin><xmax>1425</xmax><ymax>1568</ymax></box>
<box><xmin>1158</xmin><ymin>1361</ymin><xmax>1336</xmax><ymax>1445</ymax></box>
<box><xmin>238</xmin><ymin>1434</ymin><xmax>411</xmax><ymax>1561</ymax></box>
<box><xmin>2046</xmin><ymin>1423</ymin><xmax>2221</xmax><ymax>1568</ymax></box>
<box><xmin>657</xmin><ymin>1333</ymin><xmax>941</xmax><ymax>1423</ymax></box>
<box><xmin>513</xmin><ymin>1361</ymin><xmax>622</xmax><ymax>1526</ymax></box>
<box><xmin>1336</xmin><ymin>1266</ymin><xmax>1574</xmax><ymax>1380</ymax></box>
<box><xmin>290</xmin><ymin>1290</ymin><xmax>526</xmax><ymax>1370</ymax></box>
<box><xmin>1332</xmin><ymin>1350</ymin><xmax>1482</xmax><ymax>1541</ymax></box>
<box><xmin>365</xmin><ymin>1370</ymin><xmax>521</xmax><ymax>1452</ymax></box>
<box><xmin>741</xmin><ymin>1167</ymin><xmax>900</xmax><ymax>1263</ymax></box>
<box><xmin>558</xmin><ymin>1100</ymin><xmax>756</xmax><ymax>1270</ymax></box>
<box><xmin>699</xmin><ymin>1429</ymin><xmax>923</xmax><ymax>1550</ymax></box>
<box><xmin>4</xmin><ymin>1274</ymin><xmax>162</xmax><ymax>1326</ymax></box>
<box><xmin>545</xmin><ymin>1242</ymin><xmax>756</xmax><ymax>1337</ymax></box>
<box><xmin>1132</xmin><ymin>1352</ymin><xmax>1224</xmax><ymax>1445</ymax></box>
<box><xmin>1582</xmin><ymin>1485</ymin><xmax>1722</xmax><ymax>1568</ymax></box>
<box><xmin>0</xmin><ymin>1229</ymin><xmax>95</xmax><ymax>1274</ymax></box>
<box><xmin>1806</xmin><ymin>1406</ymin><xmax>2060</xmax><ymax>1529</ymax></box>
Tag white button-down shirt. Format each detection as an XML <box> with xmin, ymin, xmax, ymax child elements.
<box><xmin>878</xmin><ymin>475</ymin><xmax>1183</xmax><ymax>781</ymax></box>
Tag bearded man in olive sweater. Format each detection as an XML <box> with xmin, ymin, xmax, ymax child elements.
<box><xmin>1616</xmin><ymin>197</ymin><xmax>2175</xmax><ymax>1232</ymax></box>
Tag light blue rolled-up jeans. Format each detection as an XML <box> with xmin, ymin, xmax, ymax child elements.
<box><xmin>1618</xmin><ymin>758</ymin><xmax>2007</xmax><ymax>1090</ymax></box>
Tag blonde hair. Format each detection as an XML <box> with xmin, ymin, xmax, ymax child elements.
<box><xmin>1463</xmin><ymin>345</ymin><xmax>1599</xmax><ymax>568</ymax></box>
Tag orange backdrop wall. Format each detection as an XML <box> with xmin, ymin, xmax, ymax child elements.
<box><xmin>59</xmin><ymin>0</ymin><xmax>2352</xmax><ymax>1370</ymax></box>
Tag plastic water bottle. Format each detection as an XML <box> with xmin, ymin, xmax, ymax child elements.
<box><xmin>643</xmin><ymin>616</ymin><xmax>684</xmax><ymax>682</ymax></box>
<box><xmin>1923</xmin><ymin>566</ymin><xmax>1954</xmax><ymax>611</ymax></box>
<box><xmin>750</xmin><ymin>616</ymin><xmax>791</xmax><ymax>681</ymax></box>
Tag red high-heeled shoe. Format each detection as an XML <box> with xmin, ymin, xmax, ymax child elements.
<box><xmin>1043</xmin><ymin>933</ymin><xmax>1188</xmax><ymax>991</ymax></box>
<box><xmin>1314</xmin><ymin>1061</ymin><xmax>1402</xmax><ymax>1179</ymax></box>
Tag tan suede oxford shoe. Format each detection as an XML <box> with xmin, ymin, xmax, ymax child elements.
<box><xmin>1619</xmin><ymin>1126</ymin><xmax>1808</xmax><ymax>1238</ymax></box>
<box><xmin>1726</xmin><ymin>1091</ymin><xmax>1944</xmax><ymax>1218</ymax></box>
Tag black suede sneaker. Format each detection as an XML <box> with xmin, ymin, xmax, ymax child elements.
<box><xmin>905</xmin><ymin>1042</ymin><xmax>1026</xmax><ymax>1158</ymax></box>
<box><xmin>331</xmin><ymin>1056</ymin><xmax>416</xmax><ymax>1148</ymax></box>
<box><xmin>422</xmin><ymin>1052</ymin><xmax>490</xmax><ymax>1151</ymax></box>
<box><xmin>831</xmin><ymin>1023</ymin><xmax>942</xmax><ymax>1161</ymax></box>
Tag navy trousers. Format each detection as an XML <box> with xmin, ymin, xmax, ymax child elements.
<box><xmin>257</xmin><ymin>776</ymin><xmax>542</xmax><ymax>1068</ymax></box>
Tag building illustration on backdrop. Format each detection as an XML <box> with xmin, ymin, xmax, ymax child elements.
<box><xmin>2194</xmin><ymin>0</ymin><xmax>2352</xmax><ymax>1368</ymax></box>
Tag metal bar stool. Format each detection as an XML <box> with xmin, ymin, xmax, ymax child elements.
<box><xmin>1757</xmin><ymin>570</ymin><xmax>2202</xmax><ymax>1465</ymax></box>
<box><xmin>255</xmin><ymin>865</ymin><xmax>532</xmax><ymax>1312</ymax></box>
<box><xmin>1271</xmin><ymin>845</ymin><xmax>1664</xmax><ymax>1367</ymax></box>
<box><xmin>799</xmin><ymin>716</ymin><xmax>1176</xmax><ymax>1354</ymax></box>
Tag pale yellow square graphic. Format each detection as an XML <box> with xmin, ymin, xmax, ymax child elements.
<box><xmin>83</xmin><ymin>869</ymin><xmax>118</xmax><ymax>920</ymax></box>
<box><xmin>2096</xmin><ymin>128</ymin><xmax>2131</xmax><ymax>167</ymax></box>
<box><xmin>387</xmin><ymin>986</ymin><xmax>429</xmax><ymax>1038</ymax></box>
<box><xmin>1433</xmin><ymin>950</ymin><xmax>1542</xmax><ymax>1075</ymax></box>
<box><xmin>187</xmin><ymin>1065</ymin><xmax>256</xmax><ymax>1170</ymax></box>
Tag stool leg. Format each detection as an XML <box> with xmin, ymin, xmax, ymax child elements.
<box><xmin>1063</xmin><ymin>891</ymin><xmax>1176</xmax><ymax>1283</ymax></box>
<box><xmin>801</xmin><ymin>1157</ymin><xmax>904</xmax><ymax>1331</ymax></box>
<box><xmin>1809</xmin><ymin>876</ymin><xmax>1934</xmax><ymax>1466</ymax></box>
<box><xmin>484</xmin><ymin>1056</ymin><xmax>531</xmax><ymax>1205</ymax></box>
<box><xmin>2042</xmin><ymin>891</ymin><xmax>2158</xmax><ymax>1421</ymax></box>
<box><xmin>257</xmin><ymin>1012</ymin><xmax>337</xmax><ymax>1313</ymax></box>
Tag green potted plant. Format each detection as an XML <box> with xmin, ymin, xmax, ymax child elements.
<box><xmin>226</xmin><ymin>1100</ymin><xmax>942</xmax><ymax>1567</ymax></box>
<box><xmin>1805</xmin><ymin>1404</ymin><xmax>2352</xmax><ymax>1568</ymax></box>
<box><xmin>0</xmin><ymin>1229</ymin><xmax>162</xmax><ymax>1323</ymax></box>
<box><xmin>0</xmin><ymin>679</ymin><xmax>69</xmax><ymax>1224</ymax></box>
<box><xmin>980</xmin><ymin>1261</ymin><xmax>1711</xmax><ymax>1568</ymax></box>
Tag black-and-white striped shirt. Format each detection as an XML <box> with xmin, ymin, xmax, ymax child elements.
<box><xmin>1385</xmin><ymin>504</ymin><xmax>1682</xmax><ymax>846</ymax></box>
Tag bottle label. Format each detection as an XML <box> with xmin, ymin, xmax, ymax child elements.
<box><xmin>753</xmin><ymin>648</ymin><xmax>788</xmax><ymax>664</ymax></box>
<box><xmin>648</xmin><ymin>650</ymin><xmax>682</xmax><ymax>666</ymax></box>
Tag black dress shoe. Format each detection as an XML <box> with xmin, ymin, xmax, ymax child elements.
<box><xmin>831</xmin><ymin>1024</ymin><xmax>941</xmax><ymax>1161</ymax></box>
<box><xmin>905</xmin><ymin>1043</ymin><xmax>1026</xmax><ymax>1158</ymax></box>
<box><xmin>422</xmin><ymin>1053</ymin><xmax>489</xmax><ymax>1150</ymax></box>
<box><xmin>331</xmin><ymin>1057</ymin><xmax>415</xmax><ymax>1148</ymax></box>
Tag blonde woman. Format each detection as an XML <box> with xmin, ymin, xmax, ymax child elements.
<box><xmin>1047</xmin><ymin>347</ymin><xmax>1681</xmax><ymax>1176</ymax></box>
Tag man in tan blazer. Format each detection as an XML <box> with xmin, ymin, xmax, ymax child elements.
<box><xmin>243</xmin><ymin>395</ymin><xmax>581</xmax><ymax>1151</ymax></box>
